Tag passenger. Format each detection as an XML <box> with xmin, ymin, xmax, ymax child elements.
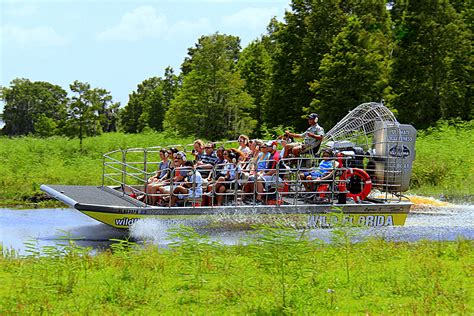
<box><xmin>237</xmin><ymin>135</ymin><xmax>251</xmax><ymax>158</ymax></box>
<box><xmin>251</xmin><ymin>140</ymin><xmax>266</xmax><ymax>169</ymax></box>
<box><xmin>283</xmin><ymin>113</ymin><xmax>324</xmax><ymax>158</ymax></box>
<box><xmin>240</xmin><ymin>139</ymin><xmax>257</xmax><ymax>172</ymax></box>
<box><xmin>256</xmin><ymin>142</ymin><xmax>271</xmax><ymax>173</ymax></box>
<box><xmin>202</xmin><ymin>146</ymin><xmax>227</xmax><ymax>206</ymax></box>
<box><xmin>143</xmin><ymin>148</ymin><xmax>171</xmax><ymax>202</ymax></box>
<box><xmin>212</xmin><ymin>146</ymin><xmax>227</xmax><ymax>179</ymax></box>
<box><xmin>214</xmin><ymin>150</ymin><xmax>242</xmax><ymax>206</ymax></box>
<box><xmin>195</xmin><ymin>142</ymin><xmax>218</xmax><ymax>178</ymax></box>
<box><xmin>241</xmin><ymin>140</ymin><xmax>270</xmax><ymax>200</ymax></box>
<box><xmin>277</xmin><ymin>134</ymin><xmax>294</xmax><ymax>160</ymax></box>
<box><xmin>247</xmin><ymin>139</ymin><xmax>258</xmax><ymax>160</ymax></box>
<box><xmin>156</xmin><ymin>148</ymin><xmax>172</xmax><ymax>179</ymax></box>
<box><xmin>155</xmin><ymin>151</ymin><xmax>188</xmax><ymax>203</ymax></box>
<box><xmin>277</xmin><ymin>134</ymin><xmax>294</xmax><ymax>171</ymax></box>
<box><xmin>168</xmin><ymin>147</ymin><xmax>180</xmax><ymax>169</ymax></box>
<box><xmin>168</xmin><ymin>160</ymin><xmax>203</xmax><ymax>207</ymax></box>
<box><xmin>254</xmin><ymin>141</ymin><xmax>283</xmax><ymax>203</ymax></box>
<box><xmin>300</xmin><ymin>149</ymin><xmax>337</xmax><ymax>192</ymax></box>
<box><xmin>192</xmin><ymin>139</ymin><xmax>205</xmax><ymax>162</ymax></box>
<box><xmin>215</xmin><ymin>146</ymin><xmax>225</xmax><ymax>160</ymax></box>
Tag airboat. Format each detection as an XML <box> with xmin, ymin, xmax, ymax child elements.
<box><xmin>41</xmin><ymin>102</ymin><xmax>417</xmax><ymax>229</ymax></box>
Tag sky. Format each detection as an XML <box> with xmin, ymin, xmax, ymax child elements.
<box><xmin>0</xmin><ymin>0</ymin><xmax>290</xmax><ymax>112</ymax></box>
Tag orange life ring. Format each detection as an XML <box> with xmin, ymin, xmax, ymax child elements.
<box><xmin>340</xmin><ymin>168</ymin><xmax>372</xmax><ymax>203</ymax></box>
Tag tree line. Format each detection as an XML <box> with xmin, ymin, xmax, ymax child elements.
<box><xmin>1</xmin><ymin>0</ymin><xmax>471</xmax><ymax>141</ymax></box>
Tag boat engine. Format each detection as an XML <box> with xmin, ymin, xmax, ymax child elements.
<box><xmin>372</xmin><ymin>123</ymin><xmax>417</xmax><ymax>192</ymax></box>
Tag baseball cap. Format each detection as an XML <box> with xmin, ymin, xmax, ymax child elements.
<box><xmin>307</xmin><ymin>113</ymin><xmax>319</xmax><ymax>120</ymax></box>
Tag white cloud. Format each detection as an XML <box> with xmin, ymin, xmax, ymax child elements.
<box><xmin>221</xmin><ymin>7</ymin><xmax>280</xmax><ymax>31</ymax></box>
<box><xmin>170</xmin><ymin>18</ymin><xmax>212</xmax><ymax>39</ymax></box>
<box><xmin>96</xmin><ymin>6</ymin><xmax>168</xmax><ymax>41</ymax></box>
<box><xmin>97</xmin><ymin>6</ymin><xmax>215</xmax><ymax>42</ymax></box>
<box><xmin>1</xmin><ymin>24</ymin><xmax>68</xmax><ymax>48</ymax></box>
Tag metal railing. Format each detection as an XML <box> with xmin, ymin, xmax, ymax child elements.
<box><xmin>102</xmin><ymin>144</ymin><xmax>408</xmax><ymax>208</ymax></box>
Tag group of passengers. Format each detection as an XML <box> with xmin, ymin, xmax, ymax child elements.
<box><xmin>142</xmin><ymin>113</ymin><xmax>327</xmax><ymax>206</ymax></box>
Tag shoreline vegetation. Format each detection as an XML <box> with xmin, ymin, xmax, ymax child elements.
<box><xmin>0</xmin><ymin>120</ymin><xmax>472</xmax><ymax>207</ymax></box>
<box><xmin>0</xmin><ymin>226</ymin><xmax>472</xmax><ymax>314</ymax></box>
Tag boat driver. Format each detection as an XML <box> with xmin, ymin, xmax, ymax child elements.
<box><xmin>282</xmin><ymin>113</ymin><xmax>324</xmax><ymax>158</ymax></box>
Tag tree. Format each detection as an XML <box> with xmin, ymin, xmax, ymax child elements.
<box><xmin>309</xmin><ymin>0</ymin><xmax>393</xmax><ymax>128</ymax></box>
<box><xmin>34</xmin><ymin>114</ymin><xmax>58</xmax><ymax>137</ymax></box>
<box><xmin>237</xmin><ymin>39</ymin><xmax>272</xmax><ymax>137</ymax></box>
<box><xmin>266</xmin><ymin>0</ymin><xmax>347</xmax><ymax>131</ymax></box>
<box><xmin>148</xmin><ymin>67</ymin><xmax>179</xmax><ymax>132</ymax></box>
<box><xmin>65</xmin><ymin>81</ymin><xmax>97</xmax><ymax>146</ymax></box>
<box><xmin>390</xmin><ymin>0</ymin><xmax>472</xmax><ymax>128</ymax></box>
<box><xmin>162</xmin><ymin>67</ymin><xmax>180</xmax><ymax>116</ymax></box>
<box><xmin>165</xmin><ymin>33</ymin><xmax>256</xmax><ymax>139</ymax></box>
<box><xmin>65</xmin><ymin>80</ymin><xmax>117</xmax><ymax>145</ymax></box>
<box><xmin>1</xmin><ymin>78</ymin><xmax>67</xmax><ymax>136</ymax></box>
<box><xmin>92</xmin><ymin>88</ymin><xmax>120</xmax><ymax>133</ymax></box>
<box><xmin>120</xmin><ymin>90</ymin><xmax>145</xmax><ymax>133</ymax></box>
<box><xmin>121</xmin><ymin>67</ymin><xmax>179</xmax><ymax>133</ymax></box>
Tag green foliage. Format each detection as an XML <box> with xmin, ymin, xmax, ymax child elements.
<box><xmin>390</xmin><ymin>0</ymin><xmax>472</xmax><ymax>128</ymax></box>
<box><xmin>249</xmin><ymin>226</ymin><xmax>312</xmax><ymax>310</ymax></box>
<box><xmin>0</xmin><ymin>132</ymin><xmax>193</xmax><ymax>203</ymax></box>
<box><xmin>266</xmin><ymin>0</ymin><xmax>346</xmax><ymax>131</ymax></box>
<box><xmin>0</xmin><ymin>79</ymin><xmax>119</xmax><ymax>139</ymax></box>
<box><xmin>120</xmin><ymin>68</ymin><xmax>179</xmax><ymax>134</ymax></box>
<box><xmin>410</xmin><ymin>119</ymin><xmax>474</xmax><ymax>199</ymax></box>
<box><xmin>309</xmin><ymin>15</ymin><xmax>391</xmax><ymax>128</ymax></box>
<box><xmin>1</xmin><ymin>78</ymin><xmax>68</xmax><ymax>136</ymax></box>
<box><xmin>164</xmin><ymin>33</ymin><xmax>256</xmax><ymax>139</ymax></box>
<box><xmin>168</xmin><ymin>226</ymin><xmax>220</xmax><ymax>290</ymax></box>
<box><xmin>237</xmin><ymin>39</ymin><xmax>272</xmax><ymax>137</ymax></box>
<box><xmin>65</xmin><ymin>81</ymin><xmax>119</xmax><ymax>147</ymax></box>
<box><xmin>34</xmin><ymin>114</ymin><xmax>58</xmax><ymax>138</ymax></box>
<box><xmin>0</xmin><ymin>229</ymin><xmax>471</xmax><ymax>314</ymax></box>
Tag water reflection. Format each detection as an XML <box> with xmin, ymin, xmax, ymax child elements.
<box><xmin>1</xmin><ymin>205</ymin><xmax>473</xmax><ymax>254</ymax></box>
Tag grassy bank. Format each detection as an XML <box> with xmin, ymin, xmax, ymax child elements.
<box><xmin>0</xmin><ymin>132</ymin><xmax>193</xmax><ymax>206</ymax></box>
<box><xmin>0</xmin><ymin>120</ymin><xmax>472</xmax><ymax>205</ymax></box>
<box><xmin>0</xmin><ymin>227</ymin><xmax>472</xmax><ymax>314</ymax></box>
<box><xmin>409</xmin><ymin>120</ymin><xmax>473</xmax><ymax>201</ymax></box>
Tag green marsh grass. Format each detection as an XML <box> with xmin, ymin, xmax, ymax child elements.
<box><xmin>0</xmin><ymin>132</ymin><xmax>193</xmax><ymax>205</ymax></box>
<box><xmin>0</xmin><ymin>226</ymin><xmax>472</xmax><ymax>314</ymax></box>
<box><xmin>410</xmin><ymin>120</ymin><xmax>474</xmax><ymax>201</ymax></box>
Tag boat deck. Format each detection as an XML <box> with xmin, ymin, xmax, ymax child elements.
<box><xmin>41</xmin><ymin>185</ymin><xmax>144</xmax><ymax>208</ymax></box>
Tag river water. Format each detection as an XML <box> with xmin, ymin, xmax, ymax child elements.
<box><xmin>1</xmin><ymin>203</ymin><xmax>473</xmax><ymax>255</ymax></box>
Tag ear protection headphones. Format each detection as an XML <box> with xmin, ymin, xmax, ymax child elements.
<box><xmin>176</xmin><ymin>152</ymin><xmax>187</xmax><ymax>162</ymax></box>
